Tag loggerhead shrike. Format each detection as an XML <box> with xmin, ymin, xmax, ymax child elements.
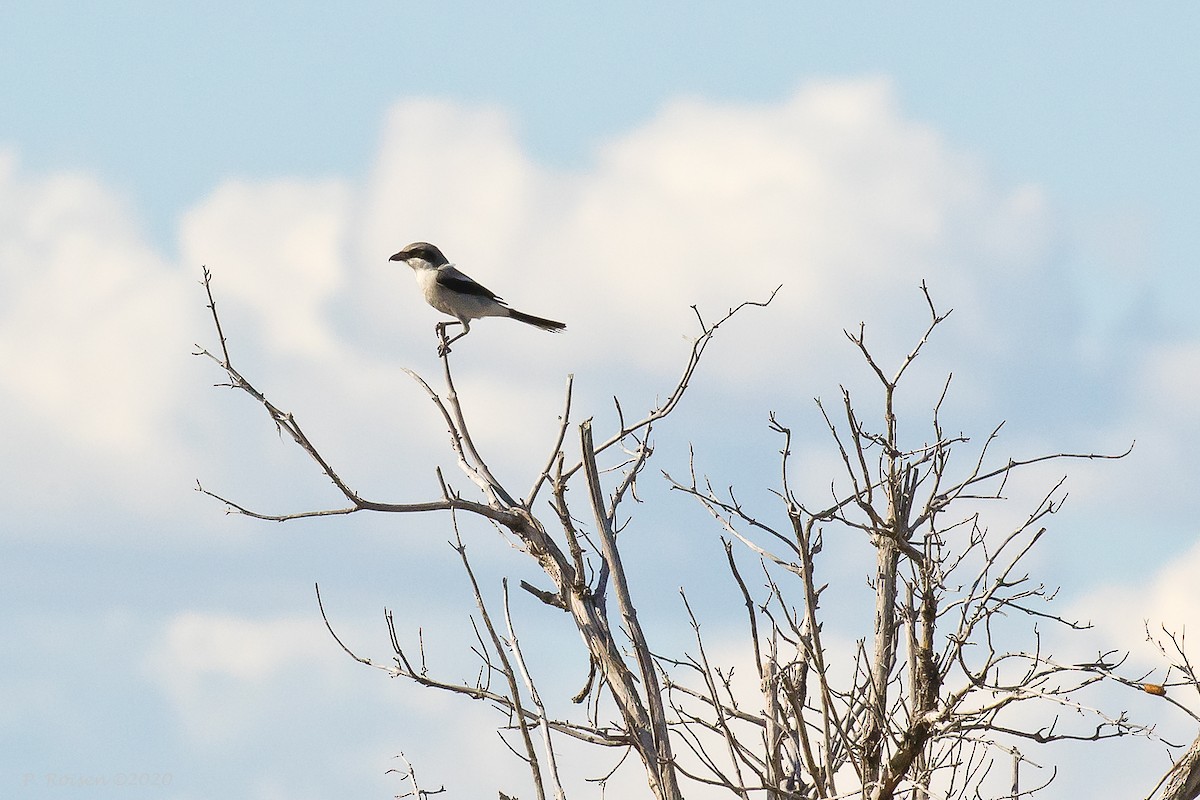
<box><xmin>390</xmin><ymin>242</ymin><xmax>565</xmax><ymax>353</ymax></box>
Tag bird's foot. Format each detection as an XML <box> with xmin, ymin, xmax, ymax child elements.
<box><xmin>434</xmin><ymin>322</ymin><xmax>452</xmax><ymax>356</ymax></box>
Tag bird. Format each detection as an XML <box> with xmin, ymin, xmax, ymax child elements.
<box><xmin>390</xmin><ymin>242</ymin><xmax>565</xmax><ymax>354</ymax></box>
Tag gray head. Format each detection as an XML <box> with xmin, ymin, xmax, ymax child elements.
<box><xmin>389</xmin><ymin>242</ymin><xmax>449</xmax><ymax>267</ymax></box>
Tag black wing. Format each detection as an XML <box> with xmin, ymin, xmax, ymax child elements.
<box><xmin>436</xmin><ymin>265</ymin><xmax>503</xmax><ymax>302</ymax></box>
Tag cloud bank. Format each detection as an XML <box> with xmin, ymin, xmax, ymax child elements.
<box><xmin>2</xmin><ymin>78</ymin><xmax>1195</xmax><ymax>798</ymax></box>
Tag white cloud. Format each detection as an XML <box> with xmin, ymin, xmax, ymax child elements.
<box><xmin>1057</xmin><ymin>338</ymin><xmax>1200</xmax><ymax>518</ymax></box>
<box><xmin>0</xmin><ymin>150</ymin><xmax>205</xmax><ymax>527</ymax></box>
<box><xmin>0</xmin><ymin>78</ymin><xmax>1150</xmax><ymax>555</ymax></box>
<box><xmin>358</xmin><ymin>98</ymin><xmax>546</xmax><ymax>257</ymax></box>
<box><xmin>1072</xmin><ymin>538</ymin><xmax>1200</xmax><ymax>666</ymax></box>
<box><xmin>0</xmin><ymin>76</ymin><xmax>1102</xmax><ymax>562</ymax></box>
<box><xmin>144</xmin><ymin>611</ymin><xmax>353</xmax><ymax>743</ymax></box>
<box><xmin>293</xmin><ymin>77</ymin><xmax>1075</xmax><ymax>515</ymax></box>
<box><xmin>152</xmin><ymin>611</ymin><xmax>324</xmax><ymax>682</ymax></box>
<box><xmin>178</xmin><ymin>177</ymin><xmax>352</xmax><ymax>359</ymax></box>
<box><xmin>533</xmin><ymin>78</ymin><xmax>1055</xmax><ymax>370</ymax></box>
<box><xmin>140</xmin><ymin>608</ymin><xmax>591</xmax><ymax>798</ymax></box>
<box><xmin>0</xmin><ymin>151</ymin><xmax>185</xmax><ymax>453</ymax></box>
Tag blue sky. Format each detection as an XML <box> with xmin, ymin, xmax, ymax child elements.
<box><xmin>3</xmin><ymin>4</ymin><xmax>1200</xmax><ymax>799</ymax></box>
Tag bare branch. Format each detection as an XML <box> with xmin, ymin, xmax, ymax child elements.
<box><xmin>526</xmin><ymin>375</ymin><xmax>575</xmax><ymax>507</ymax></box>
<box><xmin>579</xmin><ymin>419</ymin><xmax>680</xmax><ymax>795</ymax></box>
<box><xmin>387</xmin><ymin>752</ymin><xmax>446</xmax><ymax>799</ymax></box>
<box><xmin>562</xmin><ymin>286</ymin><xmax>780</xmax><ymax>482</ymax></box>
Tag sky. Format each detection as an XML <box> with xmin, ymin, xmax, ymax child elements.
<box><xmin>3</xmin><ymin>3</ymin><xmax>1200</xmax><ymax>798</ymax></box>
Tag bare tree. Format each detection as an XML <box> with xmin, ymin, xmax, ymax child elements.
<box><xmin>661</xmin><ymin>284</ymin><xmax>1142</xmax><ymax>799</ymax></box>
<box><xmin>1161</xmin><ymin>733</ymin><xmax>1200</xmax><ymax>800</ymax></box>
<box><xmin>197</xmin><ymin>270</ymin><xmax>1153</xmax><ymax>799</ymax></box>
<box><xmin>1122</xmin><ymin>628</ymin><xmax>1200</xmax><ymax>800</ymax></box>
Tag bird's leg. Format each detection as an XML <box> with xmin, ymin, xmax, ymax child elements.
<box><xmin>435</xmin><ymin>320</ymin><xmax>469</xmax><ymax>356</ymax></box>
<box><xmin>435</xmin><ymin>321</ymin><xmax>456</xmax><ymax>355</ymax></box>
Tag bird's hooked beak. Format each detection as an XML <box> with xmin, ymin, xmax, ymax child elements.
<box><xmin>389</xmin><ymin>251</ymin><xmax>407</xmax><ymax>262</ymax></box>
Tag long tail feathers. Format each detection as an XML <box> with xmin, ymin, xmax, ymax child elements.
<box><xmin>508</xmin><ymin>309</ymin><xmax>566</xmax><ymax>332</ymax></box>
